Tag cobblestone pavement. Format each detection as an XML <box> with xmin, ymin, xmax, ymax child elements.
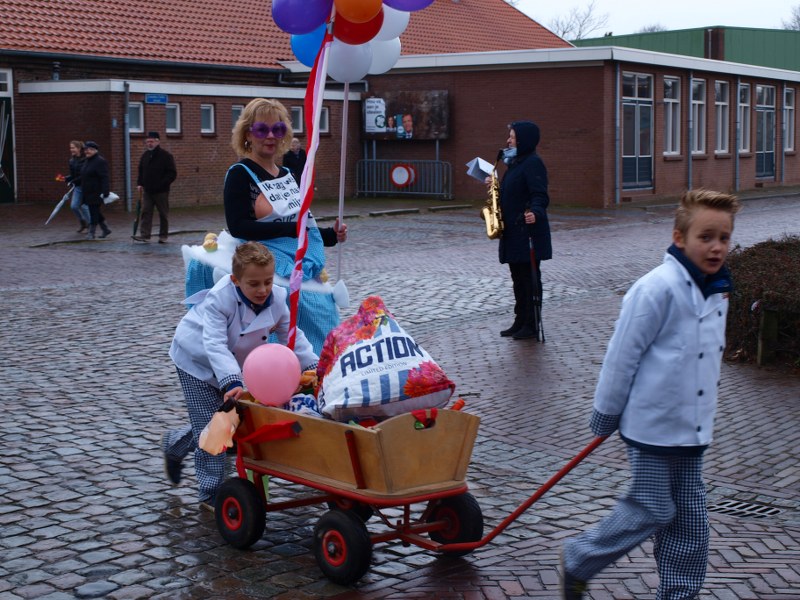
<box><xmin>1</xmin><ymin>193</ymin><xmax>798</xmax><ymax>600</ymax></box>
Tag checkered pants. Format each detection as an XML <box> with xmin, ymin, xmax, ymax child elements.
<box><xmin>162</xmin><ymin>367</ymin><xmax>230</xmax><ymax>503</ymax></box>
<box><xmin>563</xmin><ymin>446</ymin><xmax>709</xmax><ymax>600</ymax></box>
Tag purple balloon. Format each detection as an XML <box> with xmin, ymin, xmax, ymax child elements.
<box><xmin>382</xmin><ymin>0</ymin><xmax>435</xmax><ymax>11</ymax></box>
<box><xmin>273</xmin><ymin>0</ymin><xmax>332</xmax><ymax>35</ymax></box>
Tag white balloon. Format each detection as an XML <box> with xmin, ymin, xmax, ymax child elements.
<box><xmin>368</xmin><ymin>37</ymin><xmax>401</xmax><ymax>75</ymax></box>
<box><xmin>375</xmin><ymin>5</ymin><xmax>410</xmax><ymax>41</ymax></box>
<box><xmin>328</xmin><ymin>39</ymin><xmax>373</xmax><ymax>83</ymax></box>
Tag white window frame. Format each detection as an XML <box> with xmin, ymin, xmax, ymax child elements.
<box><xmin>200</xmin><ymin>104</ymin><xmax>215</xmax><ymax>134</ymax></box>
<box><xmin>165</xmin><ymin>103</ymin><xmax>181</xmax><ymax>134</ymax></box>
<box><xmin>715</xmin><ymin>81</ymin><xmax>730</xmax><ymax>154</ymax></box>
<box><xmin>290</xmin><ymin>106</ymin><xmax>303</xmax><ymax>134</ymax></box>
<box><xmin>738</xmin><ymin>83</ymin><xmax>751</xmax><ymax>153</ymax></box>
<box><xmin>290</xmin><ymin>106</ymin><xmax>328</xmax><ymax>134</ymax></box>
<box><xmin>128</xmin><ymin>101</ymin><xmax>144</xmax><ymax>133</ymax></box>
<box><xmin>691</xmin><ymin>79</ymin><xmax>706</xmax><ymax>154</ymax></box>
<box><xmin>784</xmin><ymin>87</ymin><xmax>795</xmax><ymax>152</ymax></box>
<box><xmin>0</xmin><ymin>69</ymin><xmax>10</xmax><ymax>94</ymax></box>
<box><xmin>319</xmin><ymin>106</ymin><xmax>330</xmax><ymax>133</ymax></box>
<box><xmin>663</xmin><ymin>77</ymin><xmax>681</xmax><ymax>155</ymax></box>
<box><xmin>231</xmin><ymin>104</ymin><xmax>244</xmax><ymax>130</ymax></box>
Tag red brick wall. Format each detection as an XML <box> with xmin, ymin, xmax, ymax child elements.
<box><xmin>5</xmin><ymin>54</ymin><xmax>800</xmax><ymax>210</ymax></box>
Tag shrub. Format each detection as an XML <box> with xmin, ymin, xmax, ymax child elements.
<box><xmin>725</xmin><ymin>235</ymin><xmax>800</xmax><ymax>370</ymax></box>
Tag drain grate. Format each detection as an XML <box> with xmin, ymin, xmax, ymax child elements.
<box><xmin>707</xmin><ymin>500</ymin><xmax>782</xmax><ymax>519</ymax></box>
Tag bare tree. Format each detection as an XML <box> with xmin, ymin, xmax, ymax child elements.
<box><xmin>638</xmin><ymin>24</ymin><xmax>668</xmax><ymax>33</ymax></box>
<box><xmin>548</xmin><ymin>0</ymin><xmax>609</xmax><ymax>40</ymax></box>
<box><xmin>782</xmin><ymin>4</ymin><xmax>800</xmax><ymax>29</ymax></box>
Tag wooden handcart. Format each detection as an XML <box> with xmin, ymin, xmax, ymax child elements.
<box><xmin>216</xmin><ymin>399</ymin><xmax>482</xmax><ymax>585</ymax></box>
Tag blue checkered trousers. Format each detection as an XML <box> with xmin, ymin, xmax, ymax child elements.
<box><xmin>563</xmin><ymin>445</ymin><xmax>708</xmax><ymax>600</ymax></box>
<box><xmin>162</xmin><ymin>367</ymin><xmax>231</xmax><ymax>503</ymax></box>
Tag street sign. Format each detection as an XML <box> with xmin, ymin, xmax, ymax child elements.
<box><xmin>145</xmin><ymin>93</ymin><xmax>168</xmax><ymax>104</ymax></box>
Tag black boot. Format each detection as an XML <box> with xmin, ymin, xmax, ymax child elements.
<box><xmin>512</xmin><ymin>323</ymin><xmax>539</xmax><ymax>340</ymax></box>
<box><xmin>77</xmin><ymin>220</ymin><xmax>88</xmax><ymax>233</ymax></box>
<box><xmin>500</xmin><ymin>318</ymin><xmax>524</xmax><ymax>337</ymax></box>
<box><xmin>99</xmin><ymin>223</ymin><xmax>111</xmax><ymax>239</ymax></box>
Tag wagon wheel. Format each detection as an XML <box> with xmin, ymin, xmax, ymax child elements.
<box><xmin>426</xmin><ymin>492</ymin><xmax>483</xmax><ymax>556</ymax></box>
<box><xmin>327</xmin><ymin>499</ymin><xmax>375</xmax><ymax>522</ymax></box>
<box><xmin>313</xmin><ymin>509</ymin><xmax>372</xmax><ymax>585</ymax></box>
<box><xmin>215</xmin><ymin>478</ymin><xmax>266</xmax><ymax>549</ymax></box>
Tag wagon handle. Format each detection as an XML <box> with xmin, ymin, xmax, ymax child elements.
<box><xmin>438</xmin><ymin>436</ymin><xmax>607</xmax><ymax>553</ymax></box>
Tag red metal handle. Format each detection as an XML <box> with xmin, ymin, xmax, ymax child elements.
<box><xmin>438</xmin><ymin>436</ymin><xmax>608</xmax><ymax>553</ymax></box>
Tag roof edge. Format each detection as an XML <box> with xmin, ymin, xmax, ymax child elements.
<box><xmin>0</xmin><ymin>48</ymin><xmax>286</xmax><ymax>74</ymax></box>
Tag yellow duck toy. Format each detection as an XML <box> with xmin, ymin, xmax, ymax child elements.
<box><xmin>202</xmin><ymin>232</ymin><xmax>218</xmax><ymax>252</ymax></box>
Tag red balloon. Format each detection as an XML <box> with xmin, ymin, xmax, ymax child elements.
<box><xmin>334</xmin><ymin>10</ymin><xmax>384</xmax><ymax>45</ymax></box>
<box><xmin>334</xmin><ymin>0</ymin><xmax>382</xmax><ymax>24</ymax></box>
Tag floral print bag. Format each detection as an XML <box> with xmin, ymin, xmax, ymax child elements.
<box><xmin>315</xmin><ymin>296</ymin><xmax>455</xmax><ymax>422</ymax></box>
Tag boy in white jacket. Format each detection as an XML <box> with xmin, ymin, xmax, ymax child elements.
<box><xmin>561</xmin><ymin>189</ymin><xmax>741</xmax><ymax>600</ymax></box>
<box><xmin>162</xmin><ymin>242</ymin><xmax>317</xmax><ymax>511</ymax></box>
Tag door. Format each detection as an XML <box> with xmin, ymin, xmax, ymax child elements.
<box><xmin>0</xmin><ymin>70</ymin><xmax>13</xmax><ymax>203</ymax></box>
<box><xmin>755</xmin><ymin>85</ymin><xmax>776</xmax><ymax>179</ymax></box>
<box><xmin>621</xmin><ymin>73</ymin><xmax>653</xmax><ymax>189</ymax></box>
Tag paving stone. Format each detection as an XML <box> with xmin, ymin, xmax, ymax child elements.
<box><xmin>1</xmin><ymin>197</ymin><xmax>798</xmax><ymax>599</ymax></box>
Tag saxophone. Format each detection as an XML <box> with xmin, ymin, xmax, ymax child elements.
<box><xmin>480</xmin><ymin>159</ymin><xmax>503</xmax><ymax>239</ymax></box>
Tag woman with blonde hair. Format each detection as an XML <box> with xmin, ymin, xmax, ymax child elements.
<box><xmin>183</xmin><ymin>98</ymin><xmax>346</xmax><ymax>352</ymax></box>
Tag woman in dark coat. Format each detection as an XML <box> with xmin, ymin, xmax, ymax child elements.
<box><xmin>497</xmin><ymin>120</ymin><xmax>552</xmax><ymax>340</ymax></box>
<box><xmin>80</xmin><ymin>141</ymin><xmax>112</xmax><ymax>239</ymax></box>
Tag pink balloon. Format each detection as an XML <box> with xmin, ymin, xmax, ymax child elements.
<box><xmin>242</xmin><ymin>344</ymin><xmax>301</xmax><ymax>407</ymax></box>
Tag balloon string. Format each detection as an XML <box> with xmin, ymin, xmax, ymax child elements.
<box><xmin>336</xmin><ymin>81</ymin><xmax>349</xmax><ymax>282</ymax></box>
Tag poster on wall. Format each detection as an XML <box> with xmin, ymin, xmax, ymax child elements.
<box><xmin>362</xmin><ymin>90</ymin><xmax>449</xmax><ymax>140</ymax></box>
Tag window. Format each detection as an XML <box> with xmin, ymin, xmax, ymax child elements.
<box><xmin>290</xmin><ymin>106</ymin><xmax>303</xmax><ymax>134</ymax></box>
<box><xmin>231</xmin><ymin>104</ymin><xmax>244</xmax><ymax>130</ymax></box>
<box><xmin>288</xmin><ymin>105</ymin><xmax>328</xmax><ymax>134</ymax></box>
<box><xmin>319</xmin><ymin>107</ymin><xmax>330</xmax><ymax>133</ymax></box>
<box><xmin>200</xmin><ymin>104</ymin><xmax>215</xmax><ymax>134</ymax></box>
<box><xmin>715</xmin><ymin>81</ymin><xmax>729</xmax><ymax>153</ymax></box>
<box><xmin>738</xmin><ymin>83</ymin><xmax>751</xmax><ymax>152</ymax></box>
<box><xmin>663</xmin><ymin>77</ymin><xmax>680</xmax><ymax>155</ymax></box>
<box><xmin>691</xmin><ymin>79</ymin><xmax>706</xmax><ymax>154</ymax></box>
<box><xmin>0</xmin><ymin>70</ymin><xmax>9</xmax><ymax>94</ymax></box>
<box><xmin>166</xmin><ymin>103</ymin><xmax>181</xmax><ymax>134</ymax></box>
<box><xmin>784</xmin><ymin>88</ymin><xmax>795</xmax><ymax>152</ymax></box>
<box><xmin>128</xmin><ymin>101</ymin><xmax>144</xmax><ymax>133</ymax></box>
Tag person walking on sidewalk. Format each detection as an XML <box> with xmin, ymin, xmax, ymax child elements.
<box><xmin>80</xmin><ymin>141</ymin><xmax>112</xmax><ymax>240</ymax></box>
<box><xmin>134</xmin><ymin>131</ymin><xmax>176</xmax><ymax>243</ymax></box>
<box><xmin>560</xmin><ymin>189</ymin><xmax>741</xmax><ymax>600</ymax></box>
<box><xmin>65</xmin><ymin>140</ymin><xmax>90</xmax><ymax>232</ymax></box>
<box><xmin>162</xmin><ymin>242</ymin><xmax>318</xmax><ymax>511</ymax></box>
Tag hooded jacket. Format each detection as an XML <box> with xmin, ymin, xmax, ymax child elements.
<box><xmin>498</xmin><ymin>121</ymin><xmax>552</xmax><ymax>264</ymax></box>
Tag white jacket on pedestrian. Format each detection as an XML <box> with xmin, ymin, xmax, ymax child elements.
<box><xmin>170</xmin><ymin>275</ymin><xmax>317</xmax><ymax>388</ymax></box>
<box><xmin>593</xmin><ymin>253</ymin><xmax>728</xmax><ymax>448</ymax></box>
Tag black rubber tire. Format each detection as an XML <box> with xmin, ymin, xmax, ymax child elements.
<box><xmin>426</xmin><ymin>492</ymin><xmax>484</xmax><ymax>556</ymax></box>
<box><xmin>313</xmin><ymin>509</ymin><xmax>372</xmax><ymax>585</ymax></box>
<box><xmin>327</xmin><ymin>500</ymin><xmax>375</xmax><ymax>522</ymax></box>
<box><xmin>215</xmin><ymin>478</ymin><xmax>266</xmax><ymax>549</ymax></box>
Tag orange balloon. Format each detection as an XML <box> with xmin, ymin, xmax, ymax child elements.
<box><xmin>334</xmin><ymin>0</ymin><xmax>382</xmax><ymax>24</ymax></box>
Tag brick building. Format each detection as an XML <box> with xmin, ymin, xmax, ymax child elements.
<box><xmin>1</xmin><ymin>0</ymin><xmax>798</xmax><ymax>210</ymax></box>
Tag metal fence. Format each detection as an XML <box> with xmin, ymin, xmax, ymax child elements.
<box><xmin>356</xmin><ymin>159</ymin><xmax>452</xmax><ymax>199</ymax></box>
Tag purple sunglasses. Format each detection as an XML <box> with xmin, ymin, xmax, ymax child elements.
<box><xmin>250</xmin><ymin>121</ymin><xmax>288</xmax><ymax>139</ymax></box>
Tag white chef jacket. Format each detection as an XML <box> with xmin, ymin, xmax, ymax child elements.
<box><xmin>169</xmin><ymin>275</ymin><xmax>317</xmax><ymax>388</ymax></box>
<box><xmin>593</xmin><ymin>253</ymin><xmax>728</xmax><ymax>448</ymax></box>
